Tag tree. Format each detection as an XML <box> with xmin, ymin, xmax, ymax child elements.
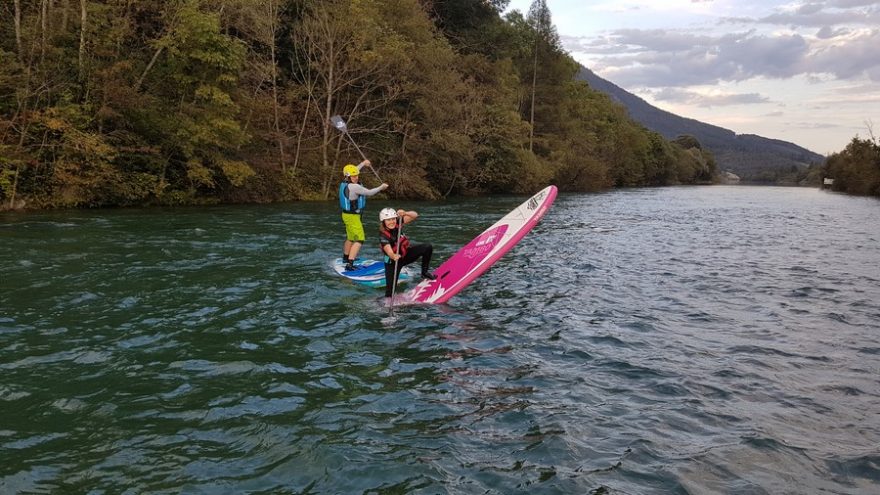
<box><xmin>826</xmin><ymin>136</ymin><xmax>880</xmax><ymax>196</ymax></box>
<box><xmin>134</xmin><ymin>0</ymin><xmax>252</xmax><ymax>201</ymax></box>
<box><xmin>13</xmin><ymin>0</ymin><xmax>23</xmax><ymax>61</ymax></box>
<box><xmin>424</xmin><ymin>0</ymin><xmax>511</xmax><ymax>57</ymax></box>
<box><xmin>78</xmin><ymin>0</ymin><xmax>86</xmax><ymax>80</ymax></box>
<box><xmin>526</xmin><ymin>0</ymin><xmax>560</xmax><ymax>152</ymax></box>
<box><xmin>216</xmin><ymin>0</ymin><xmax>288</xmax><ymax>175</ymax></box>
<box><xmin>290</xmin><ymin>0</ymin><xmax>405</xmax><ymax>197</ymax></box>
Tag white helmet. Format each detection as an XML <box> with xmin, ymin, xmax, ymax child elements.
<box><xmin>379</xmin><ymin>208</ymin><xmax>398</xmax><ymax>221</ymax></box>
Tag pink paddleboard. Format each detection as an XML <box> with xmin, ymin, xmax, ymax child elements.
<box><xmin>407</xmin><ymin>185</ymin><xmax>557</xmax><ymax>304</ymax></box>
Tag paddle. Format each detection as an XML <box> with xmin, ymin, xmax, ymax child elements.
<box><xmin>389</xmin><ymin>212</ymin><xmax>404</xmax><ymax>314</ymax></box>
<box><xmin>330</xmin><ymin>115</ymin><xmax>383</xmax><ymax>182</ymax></box>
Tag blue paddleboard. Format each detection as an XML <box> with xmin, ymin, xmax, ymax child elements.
<box><xmin>332</xmin><ymin>258</ymin><xmax>411</xmax><ymax>288</ymax></box>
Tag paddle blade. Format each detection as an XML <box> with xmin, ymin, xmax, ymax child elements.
<box><xmin>330</xmin><ymin>115</ymin><xmax>348</xmax><ymax>132</ymax></box>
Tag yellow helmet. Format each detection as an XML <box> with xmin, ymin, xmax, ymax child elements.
<box><xmin>342</xmin><ymin>164</ymin><xmax>359</xmax><ymax>177</ymax></box>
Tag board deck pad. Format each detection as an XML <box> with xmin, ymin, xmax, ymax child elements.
<box><xmin>406</xmin><ymin>185</ymin><xmax>557</xmax><ymax>304</ymax></box>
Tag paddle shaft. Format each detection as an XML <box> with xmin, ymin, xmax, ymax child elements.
<box><xmin>389</xmin><ymin>216</ymin><xmax>404</xmax><ymax>313</ymax></box>
<box><xmin>331</xmin><ymin>116</ymin><xmax>382</xmax><ymax>182</ymax></box>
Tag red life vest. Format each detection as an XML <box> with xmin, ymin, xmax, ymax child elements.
<box><xmin>380</xmin><ymin>227</ymin><xmax>409</xmax><ymax>258</ymax></box>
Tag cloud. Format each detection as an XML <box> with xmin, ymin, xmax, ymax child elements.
<box><xmin>833</xmin><ymin>82</ymin><xmax>880</xmax><ymax>95</ymax></box>
<box><xmin>759</xmin><ymin>9</ymin><xmax>879</xmax><ymax>27</ymax></box>
<box><xmin>816</xmin><ymin>26</ymin><xmax>851</xmax><ymax>38</ymax></box>
<box><xmin>737</xmin><ymin>0</ymin><xmax>880</xmax><ymax>28</ymax></box>
<box><xmin>584</xmin><ymin>29</ymin><xmax>811</xmax><ymax>87</ymax></box>
<box><xmin>611</xmin><ymin>28</ymin><xmax>716</xmax><ymax>52</ymax></box>
<box><xmin>651</xmin><ymin>87</ymin><xmax>770</xmax><ymax>107</ymax></box>
<box><xmin>788</xmin><ymin>122</ymin><xmax>841</xmax><ymax>129</ymax></box>
<box><xmin>718</xmin><ymin>32</ymin><xmax>809</xmax><ymax>78</ymax></box>
<box><xmin>567</xmin><ymin>19</ymin><xmax>880</xmax><ymax>88</ymax></box>
<box><xmin>830</xmin><ymin>0</ymin><xmax>880</xmax><ymax>7</ymax></box>
<box><xmin>797</xmin><ymin>3</ymin><xmax>826</xmax><ymax>15</ymax></box>
<box><xmin>807</xmin><ymin>29</ymin><xmax>880</xmax><ymax>81</ymax></box>
<box><xmin>815</xmin><ymin>84</ymin><xmax>880</xmax><ymax>104</ymax></box>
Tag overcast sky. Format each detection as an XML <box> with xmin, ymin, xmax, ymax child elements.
<box><xmin>505</xmin><ymin>0</ymin><xmax>880</xmax><ymax>155</ymax></box>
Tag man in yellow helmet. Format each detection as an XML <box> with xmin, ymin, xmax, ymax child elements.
<box><xmin>339</xmin><ymin>159</ymin><xmax>388</xmax><ymax>270</ymax></box>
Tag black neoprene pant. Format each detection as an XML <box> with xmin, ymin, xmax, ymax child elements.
<box><xmin>384</xmin><ymin>243</ymin><xmax>433</xmax><ymax>297</ymax></box>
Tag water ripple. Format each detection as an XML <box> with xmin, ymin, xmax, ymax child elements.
<box><xmin>1</xmin><ymin>188</ymin><xmax>879</xmax><ymax>493</ymax></box>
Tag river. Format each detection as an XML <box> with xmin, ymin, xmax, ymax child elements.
<box><xmin>1</xmin><ymin>186</ymin><xmax>879</xmax><ymax>493</ymax></box>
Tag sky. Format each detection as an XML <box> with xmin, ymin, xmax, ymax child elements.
<box><xmin>504</xmin><ymin>0</ymin><xmax>880</xmax><ymax>155</ymax></box>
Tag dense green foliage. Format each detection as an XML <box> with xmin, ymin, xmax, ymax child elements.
<box><xmin>1</xmin><ymin>0</ymin><xmax>717</xmax><ymax>210</ymax></box>
<box><xmin>824</xmin><ymin>136</ymin><xmax>880</xmax><ymax>197</ymax></box>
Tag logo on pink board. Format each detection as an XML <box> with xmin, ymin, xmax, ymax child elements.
<box><xmin>462</xmin><ymin>225</ymin><xmax>508</xmax><ymax>260</ymax></box>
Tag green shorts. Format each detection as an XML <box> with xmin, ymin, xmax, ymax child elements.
<box><xmin>341</xmin><ymin>212</ymin><xmax>365</xmax><ymax>242</ymax></box>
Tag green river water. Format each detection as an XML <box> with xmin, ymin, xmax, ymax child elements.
<box><xmin>1</xmin><ymin>186</ymin><xmax>879</xmax><ymax>493</ymax></box>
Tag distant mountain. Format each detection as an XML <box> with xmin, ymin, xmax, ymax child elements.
<box><xmin>576</xmin><ymin>67</ymin><xmax>825</xmax><ymax>179</ymax></box>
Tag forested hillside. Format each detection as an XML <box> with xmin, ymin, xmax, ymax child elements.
<box><xmin>1</xmin><ymin>0</ymin><xmax>716</xmax><ymax>210</ymax></box>
<box><xmin>576</xmin><ymin>67</ymin><xmax>824</xmax><ymax>182</ymax></box>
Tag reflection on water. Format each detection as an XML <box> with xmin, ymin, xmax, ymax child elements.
<box><xmin>1</xmin><ymin>186</ymin><xmax>879</xmax><ymax>493</ymax></box>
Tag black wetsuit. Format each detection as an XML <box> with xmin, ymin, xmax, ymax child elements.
<box><xmin>380</xmin><ymin>227</ymin><xmax>433</xmax><ymax>297</ymax></box>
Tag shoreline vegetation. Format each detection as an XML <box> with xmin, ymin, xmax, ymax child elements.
<box><xmin>0</xmin><ymin>0</ymin><xmax>717</xmax><ymax>211</ymax></box>
<box><xmin>0</xmin><ymin>1</ymin><xmax>874</xmax><ymax>211</ymax></box>
<box><xmin>823</xmin><ymin>136</ymin><xmax>880</xmax><ymax>197</ymax></box>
